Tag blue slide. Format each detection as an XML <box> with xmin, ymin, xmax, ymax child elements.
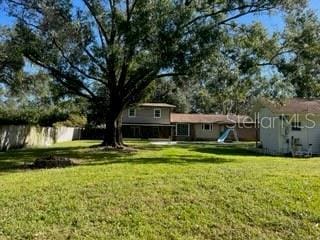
<box><xmin>217</xmin><ymin>129</ymin><xmax>232</xmax><ymax>143</ymax></box>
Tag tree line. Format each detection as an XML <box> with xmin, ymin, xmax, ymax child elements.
<box><xmin>0</xmin><ymin>0</ymin><xmax>319</xmax><ymax>147</ymax></box>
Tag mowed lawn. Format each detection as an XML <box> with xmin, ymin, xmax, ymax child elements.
<box><xmin>0</xmin><ymin>141</ymin><xmax>320</xmax><ymax>240</ymax></box>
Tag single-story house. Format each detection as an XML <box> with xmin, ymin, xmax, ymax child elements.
<box><xmin>256</xmin><ymin>98</ymin><xmax>320</xmax><ymax>155</ymax></box>
<box><xmin>122</xmin><ymin>103</ymin><xmax>258</xmax><ymax>141</ymax></box>
<box><xmin>171</xmin><ymin>113</ymin><xmax>257</xmax><ymax>141</ymax></box>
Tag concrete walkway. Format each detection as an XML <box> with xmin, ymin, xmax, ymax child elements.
<box><xmin>150</xmin><ymin>141</ymin><xmax>177</xmax><ymax>145</ymax></box>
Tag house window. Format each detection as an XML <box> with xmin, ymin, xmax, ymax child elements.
<box><xmin>128</xmin><ymin>108</ymin><xmax>136</xmax><ymax>118</ymax></box>
<box><xmin>176</xmin><ymin>124</ymin><xmax>189</xmax><ymax>136</ymax></box>
<box><xmin>154</xmin><ymin>109</ymin><xmax>161</xmax><ymax>118</ymax></box>
<box><xmin>291</xmin><ymin>122</ymin><xmax>302</xmax><ymax>131</ymax></box>
<box><xmin>202</xmin><ymin>123</ymin><xmax>213</xmax><ymax>131</ymax></box>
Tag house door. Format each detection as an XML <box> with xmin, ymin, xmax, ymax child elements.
<box><xmin>151</xmin><ymin>127</ymin><xmax>160</xmax><ymax>138</ymax></box>
<box><xmin>132</xmin><ymin>127</ymin><xmax>141</xmax><ymax>138</ymax></box>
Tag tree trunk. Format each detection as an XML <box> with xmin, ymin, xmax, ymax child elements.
<box><xmin>102</xmin><ymin>107</ymin><xmax>126</xmax><ymax>148</ymax></box>
<box><xmin>116</xmin><ymin>117</ymin><xmax>126</xmax><ymax>146</ymax></box>
<box><xmin>100</xmin><ymin>88</ymin><xmax>128</xmax><ymax>148</ymax></box>
<box><xmin>103</xmin><ymin>117</ymin><xmax>121</xmax><ymax>147</ymax></box>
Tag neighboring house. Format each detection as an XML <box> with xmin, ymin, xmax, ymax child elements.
<box><xmin>122</xmin><ymin>103</ymin><xmax>176</xmax><ymax>139</ymax></box>
<box><xmin>256</xmin><ymin>98</ymin><xmax>320</xmax><ymax>155</ymax></box>
<box><xmin>122</xmin><ymin>103</ymin><xmax>258</xmax><ymax>141</ymax></box>
<box><xmin>171</xmin><ymin>113</ymin><xmax>257</xmax><ymax>141</ymax></box>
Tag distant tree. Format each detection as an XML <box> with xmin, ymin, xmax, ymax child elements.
<box><xmin>0</xmin><ymin>62</ymin><xmax>88</xmax><ymax>126</ymax></box>
<box><xmin>278</xmin><ymin>10</ymin><xmax>320</xmax><ymax>97</ymax></box>
<box><xmin>189</xmin><ymin>23</ymin><xmax>274</xmax><ymax>114</ymax></box>
<box><xmin>194</xmin><ymin>11</ymin><xmax>320</xmax><ymax>113</ymax></box>
<box><xmin>0</xmin><ymin>27</ymin><xmax>24</xmax><ymax>89</ymax></box>
<box><xmin>0</xmin><ymin>0</ymin><xmax>305</xmax><ymax>147</ymax></box>
<box><xmin>144</xmin><ymin>78</ymin><xmax>190</xmax><ymax>113</ymax></box>
<box><xmin>236</xmin><ymin>10</ymin><xmax>320</xmax><ymax>99</ymax></box>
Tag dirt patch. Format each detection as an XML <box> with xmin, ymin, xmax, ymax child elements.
<box><xmin>32</xmin><ymin>156</ymin><xmax>80</xmax><ymax>169</ymax></box>
<box><xmin>151</xmin><ymin>141</ymin><xmax>177</xmax><ymax>145</ymax></box>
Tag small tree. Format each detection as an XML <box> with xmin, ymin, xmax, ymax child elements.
<box><xmin>1</xmin><ymin>0</ymin><xmax>305</xmax><ymax>147</ymax></box>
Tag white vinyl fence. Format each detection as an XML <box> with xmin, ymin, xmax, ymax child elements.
<box><xmin>0</xmin><ymin>125</ymin><xmax>81</xmax><ymax>151</ymax></box>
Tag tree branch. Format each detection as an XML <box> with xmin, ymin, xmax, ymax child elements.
<box><xmin>83</xmin><ymin>46</ymin><xmax>108</xmax><ymax>75</ymax></box>
<box><xmin>52</xmin><ymin>38</ymin><xmax>106</xmax><ymax>85</ymax></box>
<box><xmin>182</xmin><ymin>2</ymin><xmax>275</xmax><ymax>29</ymax></box>
<box><xmin>155</xmin><ymin>72</ymin><xmax>185</xmax><ymax>78</ymax></box>
<box><xmin>25</xmin><ymin>55</ymin><xmax>96</xmax><ymax>99</ymax></box>
<box><xmin>218</xmin><ymin>6</ymin><xmax>273</xmax><ymax>26</ymax></box>
<box><xmin>82</xmin><ymin>0</ymin><xmax>110</xmax><ymax>45</ymax></box>
<box><xmin>127</xmin><ymin>0</ymin><xmax>138</xmax><ymax>22</ymax></box>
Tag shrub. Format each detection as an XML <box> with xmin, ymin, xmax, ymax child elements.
<box><xmin>53</xmin><ymin>114</ymin><xmax>87</xmax><ymax>127</ymax></box>
<box><xmin>0</xmin><ymin>108</ymin><xmax>39</xmax><ymax>125</ymax></box>
<box><xmin>0</xmin><ymin>107</ymin><xmax>86</xmax><ymax>127</ymax></box>
<box><xmin>38</xmin><ymin>111</ymin><xmax>69</xmax><ymax>126</ymax></box>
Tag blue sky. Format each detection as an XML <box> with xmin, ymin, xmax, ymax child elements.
<box><xmin>0</xmin><ymin>0</ymin><xmax>318</xmax><ymax>77</ymax></box>
<box><xmin>0</xmin><ymin>0</ymin><xmax>319</xmax><ymax>31</ymax></box>
<box><xmin>238</xmin><ymin>0</ymin><xmax>320</xmax><ymax>32</ymax></box>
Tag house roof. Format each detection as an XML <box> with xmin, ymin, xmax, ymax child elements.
<box><xmin>170</xmin><ymin>113</ymin><xmax>254</xmax><ymax>124</ymax></box>
<box><xmin>258</xmin><ymin>98</ymin><xmax>320</xmax><ymax>114</ymax></box>
<box><xmin>137</xmin><ymin>103</ymin><xmax>176</xmax><ymax>108</ymax></box>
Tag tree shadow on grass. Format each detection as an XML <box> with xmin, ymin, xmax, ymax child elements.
<box><xmin>0</xmin><ymin>143</ymin><xmax>166</xmax><ymax>172</ymax></box>
<box><xmin>84</xmin><ymin>155</ymin><xmax>233</xmax><ymax>166</ymax></box>
<box><xmin>80</xmin><ymin>145</ymin><xmax>236</xmax><ymax>166</ymax></box>
<box><xmin>0</xmin><ymin>146</ymin><xmax>89</xmax><ymax>172</ymax></box>
<box><xmin>0</xmin><ymin>144</ymin><xmax>122</xmax><ymax>171</ymax></box>
<box><xmin>192</xmin><ymin>145</ymin><xmax>262</xmax><ymax>157</ymax></box>
<box><xmin>0</xmin><ymin>142</ymin><xmax>254</xmax><ymax>173</ymax></box>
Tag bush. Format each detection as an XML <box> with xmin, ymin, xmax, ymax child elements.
<box><xmin>38</xmin><ymin>111</ymin><xmax>69</xmax><ymax>126</ymax></box>
<box><xmin>0</xmin><ymin>107</ymin><xmax>86</xmax><ymax>127</ymax></box>
<box><xmin>0</xmin><ymin>108</ymin><xmax>39</xmax><ymax>125</ymax></box>
<box><xmin>53</xmin><ymin>114</ymin><xmax>87</xmax><ymax>127</ymax></box>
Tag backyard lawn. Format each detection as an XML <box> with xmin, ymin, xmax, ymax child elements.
<box><xmin>0</xmin><ymin>140</ymin><xmax>319</xmax><ymax>239</ymax></box>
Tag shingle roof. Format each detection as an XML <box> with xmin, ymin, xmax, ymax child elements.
<box><xmin>259</xmin><ymin>98</ymin><xmax>320</xmax><ymax>114</ymax></box>
<box><xmin>170</xmin><ymin>113</ymin><xmax>254</xmax><ymax>124</ymax></box>
<box><xmin>138</xmin><ymin>103</ymin><xmax>176</xmax><ymax>108</ymax></box>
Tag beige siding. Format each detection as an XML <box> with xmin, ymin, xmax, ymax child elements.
<box><xmin>236</xmin><ymin>125</ymin><xmax>258</xmax><ymax>141</ymax></box>
<box><xmin>122</xmin><ymin>107</ymin><xmax>171</xmax><ymax>125</ymax></box>
<box><xmin>194</xmin><ymin>123</ymin><xmax>220</xmax><ymax>140</ymax></box>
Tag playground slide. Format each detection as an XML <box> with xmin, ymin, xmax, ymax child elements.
<box><xmin>217</xmin><ymin>129</ymin><xmax>232</xmax><ymax>143</ymax></box>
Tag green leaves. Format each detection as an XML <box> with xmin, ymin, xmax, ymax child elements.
<box><xmin>277</xmin><ymin>10</ymin><xmax>320</xmax><ymax>97</ymax></box>
<box><xmin>0</xmin><ymin>0</ymin><xmax>311</xmax><ymax>124</ymax></box>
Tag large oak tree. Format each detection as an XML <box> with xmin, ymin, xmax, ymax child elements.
<box><xmin>1</xmin><ymin>0</ymin><xmax>305</xmax><ymax>147</ymax></box>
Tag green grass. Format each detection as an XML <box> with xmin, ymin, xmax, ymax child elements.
<box><xmin>0</xmin><ymin>141</ymin><xmax>319</xmax><ymax>239</ymax></box>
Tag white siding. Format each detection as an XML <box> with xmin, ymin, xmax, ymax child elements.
<box><xmin>259</xmin><ymin>108</ymin><xmax>281</xmax><ymax>154</ymax></box>
<box><xmin>259</xmin><ymin>107</ymin><xmax>320</xmax><ymax>154</ymax></box>
<box><xmin>302</xmin><ymin>116</ymin><xmax>320</xmax><ymax>154</ymax></box>
<box><xmin>279</xmin><ymin>115</ymin><xmax>320</xmax><ymax>154</ymax></box>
